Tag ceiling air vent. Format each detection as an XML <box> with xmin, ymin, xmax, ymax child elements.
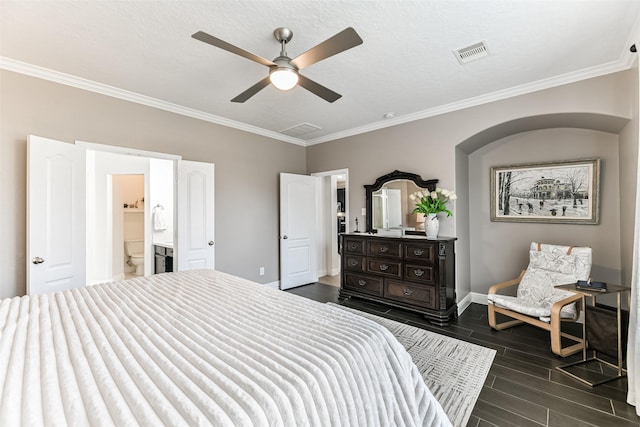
<box><xmin>280</xmin><ymin>122</ymin><xmax>322</xmax><ymax>137</ymax></box>
<box><xmin>453</xmin><ymin>41</ymin><xmax>489</xmax><ymax>64</ymax></box>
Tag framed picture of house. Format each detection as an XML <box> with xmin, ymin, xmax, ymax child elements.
<box><xmin>490</xmin><ymin>158</ymin><xmax>600</xmax><ymax>224</ymax></box>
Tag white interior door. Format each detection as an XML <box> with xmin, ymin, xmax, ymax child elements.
<box><xmin>177</xmin><ymin>160</ymin><xmax>215</xmax><ymax>271</ymax></box>
<box><xmin>387</xmin><ymin>188</ymin><xmax>402</xmax><ymax>228</ymax></box>
<box><xmin>280</xmin><ymin>173</ymin><xmax>318</xmax><ymax>290</ymax></box>
<box><xmin>27</xmin><ymin>135</ymin><xmax>86</xmax><ymax>295</ymax></box>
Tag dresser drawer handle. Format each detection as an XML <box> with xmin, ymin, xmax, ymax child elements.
<box><xmin>379</xmin><ymin>264</ymin><xmax>389</xmax><ymax>271</ymax></box>
<box><xmin>403</xmin><ymin>288</ymin><xmax>413</xmax><ymax>296</ymax></box>
<box><xmin>414</xmin><ymin>269</ymin><xmax>425</xmax><ymax>277</ymax></box>
<box><xmin>349</xmin><ymin>244</ymin><xmax>358</xmax><ymax>250</ymax></box>
<box><xmin>358</xmin><ymin>279</ymin><xmax>367</xmax><ymax>286</ymax></box>
<box><xmin>349</xmin><ymin>259</ymin><xmax>358</xmax><ymax>266</ymax></box>
<box><xmin>380</xmin><ymin>246</ymin><xmax>389</xmax><ymax>253</ymax></box>
<box><xmin>413</xmin><ymin>249</ymin><xmax>424</xmax><ymax>256</ymax></box>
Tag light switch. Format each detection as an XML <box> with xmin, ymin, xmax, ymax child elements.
<box><xmin>361</xmin><ymin>208</ymin><xmax>366</xmax><ymax>216</ymax></box>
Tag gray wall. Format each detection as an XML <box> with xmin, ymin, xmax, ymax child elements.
<box><xmin>619</xmin><ymin>59</ymin><xmax>639</xmax><ymax>288</ymax></box>
<box><xmin>468</xmin><ymin>128</ymin><xmax>621</xmax><ymax>292</ymax></box>
<box><xmin>2</xmin><ymin>67</ymin><xmax>637</xmax><ymax>301</ymax></box>
<box><xmin>307</xmin><ymin>70</ymin><xmax>635</xmax><ymax>301</ymax></box>
<box><xmin>0</xmin><ymin>70</ymin><xmax>306</xmax><ymax>298</ymax></box>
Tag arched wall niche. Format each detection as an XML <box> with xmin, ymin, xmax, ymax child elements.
<box><xmin>454</xmin><ymin>112</ymin><xmax>630</xmax><ymax>305</ymax></box>
<box><xmin>457</xmin><ymin>112</ymin><xmax>630</xmax><ymax>154</ymax></box>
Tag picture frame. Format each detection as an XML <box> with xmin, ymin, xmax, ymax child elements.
<box><xmin>490</xmin><ymin>158</ymin><xmax>600</xmax><ymax>224</ymax></box>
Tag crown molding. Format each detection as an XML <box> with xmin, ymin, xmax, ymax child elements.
<box><xmin>305</xmin><ymin>58</ymin><xmax>633</xmax><ymax>146</ymax></box>
<box><xmin>0</xmin><ymin>56</ymin><xmax>306</xmax><ymax>147</ymax></box>
<box><xmin>622</xmin><ymin>13</ymin><xmax>640</xmax><ymax>68</ymax></box>
<box><xmin>1</xmin><ymin>55</ymin><xmax>633</xmax><ymax>149</ymax></box>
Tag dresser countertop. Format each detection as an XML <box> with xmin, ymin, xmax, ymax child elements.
<box><xmin>154</xmin><ymin>242</ymin><xmax>174</xmax><ymax>249</ymax></box>
<box><xmin>342</xmin><ymin>232</ymin><xmax>455</xmax><ymax>241</ymax></box>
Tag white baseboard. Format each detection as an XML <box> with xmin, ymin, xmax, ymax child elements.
<box><xmin>457</xmin><ymin>292</ymin><xmax>488</xmax><ymax>315</ymax></box>
<box><xmin>470</xmin><ymin>292</ymin><xmax>489</xmax><ymax>305</ymax></box>
<box><xmin>318</xmin><ymin>268</ymin><xmax>340</xmax><ymax>277</ymax></box>
<box><xmin>457</xmin><ymin>293</ymin><xmax>473</xmax><ymax>314</ymax></box>
<box><xmin>263</xmin><ymin>280</ymin><xmax>280</xmax><ymax>289</ymax></box>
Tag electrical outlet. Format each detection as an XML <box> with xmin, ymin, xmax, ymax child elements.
<box><xmin>259</xmin><ymin>267</ymin><xmax>265</xmax><ymax>276</ymax></box>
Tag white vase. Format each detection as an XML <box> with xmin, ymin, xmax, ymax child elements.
<box><xmin>425</xmin><ymin>213</ymin><xmax>439</xmax><ymax>238</ymax></box>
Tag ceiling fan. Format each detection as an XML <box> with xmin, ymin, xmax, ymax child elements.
<box><xmin>192</xmin><ymin>27</ymin><xmax>363</xmax><ymax>103</ymax></box>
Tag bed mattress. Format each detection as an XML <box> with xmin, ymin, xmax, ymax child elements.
<box><xmin>0</xmin><ymin>270</ymin><xmax>450</xmax><ymax>426</ymax></box>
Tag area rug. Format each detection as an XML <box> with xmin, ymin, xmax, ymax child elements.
<box><xmin>328</xmin><ymin>303</ymin><xmax>496</xmax><ymax>427</ymax></box>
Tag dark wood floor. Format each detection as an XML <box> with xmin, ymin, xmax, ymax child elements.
<box><xmin>286</xmin><ymin>283</ymin><xmax>640</xmax><ymax>427</ymax></box>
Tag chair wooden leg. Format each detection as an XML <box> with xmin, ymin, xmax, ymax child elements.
<box><xmin>550</xmin><ymin>322</ymin><xmax>583</xmax><ymax>357</ymax></box>
<box><xmin>488</xmin><ymin>303</ymin><xmax>497</xmax><ymax>328</ymax></box>
<box><xmin>489</xmin><ymin>300</ymin><xmax>583</xmax><ymax>357</ymax></box>
<box><xmin>488</xmin><ymin>304</ymin><xmax>524</xmax><ymax>330</ymax></box>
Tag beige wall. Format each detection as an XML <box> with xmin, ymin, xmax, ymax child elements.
<box><xmin>468</xmin><ymin>128</ymin><xmax>621</xmax><ymax>291</ymax></box>
<box><xmin>307</xmin><ymin>70</ymin><xmax>636</xmax><ymax>301</ymax></box>
<box><xmin>0</xmin><ymin>70</ymin><xmax>306</xmax><ymax>298</ymax></box>
<box><xmin>1</xmin><ymin>67</ymin><xmax>637</xmax><ymax>301</ymax></box>
<box><xmin>619</xmin><ymin>58</ymin><xmax>639</xmax><ymax>288</ymax></box>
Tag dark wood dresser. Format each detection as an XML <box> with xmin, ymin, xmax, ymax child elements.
<box><xmin>339</xmin><ymin>233</ymin><xmax>457</xmax><ymax>326</ymax></box>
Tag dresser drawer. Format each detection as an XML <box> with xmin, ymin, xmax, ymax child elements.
<box><xmin>366</xmin><ymin>259</ymin><xmax>402</xmax><ymax>278</ymax></box>
<box><xmin>344</xmin><ymin>237</ymin><xmax>365</xmax><ymax>255</ymax></box>
<box><xmin>403</xmin><ymin>242</ymin><xmax>436</xmax><ymax>263</ymax></box>
<box><xmin>385</xmin><ymin>280</ymin><xmax>436</xmax><ymax>309</ymax></box>
<box><xmin>154</xmin><ymin>245</ymin><xmax>174</xmax><ymax>257</ymax></box>
<box><xmin>367</xmin><ymin>240</ymin><xmax>402</xmax><ymax>259</ymax></box>
<box><xmin>344</xmin><ymin>255</ymin><xmax>365</xmax><ymax>272</ymax></box>
<box><xmin>404</xmin><ymin>264</ymin><xmax>436</xmax><ymax>284</ymax></box>
<box><xmin>344</xmin><ymin>273</ymin><xmax>383</xmax><ymax>296</ymax></box>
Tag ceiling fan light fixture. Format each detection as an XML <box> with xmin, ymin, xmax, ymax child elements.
<box><xmin>193</xmin><ymin>26</ymin><xmax>362</xmax><ymax>102</ymax></box>
<box><xmin>269</xmin><ymin>67</ymin><xmax>299</xmax><ymax>90</ymax></box>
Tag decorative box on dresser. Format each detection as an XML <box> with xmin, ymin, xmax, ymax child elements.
<box><xmin>339</xmin><ymin>233</ymin><xmax>457</xmax><ymax>326</ymax></box>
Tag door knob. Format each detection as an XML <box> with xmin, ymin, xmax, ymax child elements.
<box><xmin>208</xmin><ymin>241</ymin><xmax>214</xmax><ymax>246</ymax></box>
<box><xmin>283</xmin><ymin>235</ymin><xmax>288</xmax><ymax>240</ymax></box>
<box><xmin>32</xmin><ymin>257</ymin><xmax>45</xmax><ymax>264</ymax></box>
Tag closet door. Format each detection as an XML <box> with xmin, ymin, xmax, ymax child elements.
<box><xmin>27</xmin><ymin>135</ymin><xmax>86</xmax><ymax>295</ymax></box>
<box><xmin>176</xmin><ymin>160</ymin><xmax>215</xmax><ymax>271</ymax></box>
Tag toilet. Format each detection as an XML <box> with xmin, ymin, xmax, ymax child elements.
<box><xmin>124</xmin><ymin>240</ymin><xmax>145</xmax><ymax>276</ymax></box>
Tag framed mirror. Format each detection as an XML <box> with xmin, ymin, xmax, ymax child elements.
<box><xmin>365</xmin><ymin>170</ymin><xmax>438</xmax><ymax>233</ymax></box>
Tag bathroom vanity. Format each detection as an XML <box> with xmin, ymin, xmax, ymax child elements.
<box><xmin>154</xmin><ymin>243</ymin><xmax>174</xmax><ymax>274</ymax></box>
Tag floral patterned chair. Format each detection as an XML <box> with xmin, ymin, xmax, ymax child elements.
<box><xmin>487</xmin><ymin>242</ymin><xmax>592</xmax><ymax>357</ymax></box>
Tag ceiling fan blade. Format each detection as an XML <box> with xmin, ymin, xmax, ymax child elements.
<box><xmin>290</xmin><ymin>27</ymin><xmax>363</xmax><ymax>70</ymax></box>
<box><xmin>297</xmin><ymin>74</ymin><xmax>341</xmax><ymax>103</ymax></box>
<box><xmin>231</xmin><ymin>77</ymin><xmax>271</xmax><ymax>103</ymax></box>
<box><xmin>192</xmin><ymin>31</ymin><xmax>275</xmax><ymax>67</ymax></box>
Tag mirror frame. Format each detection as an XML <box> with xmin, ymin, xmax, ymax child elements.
<box><xmin>364</xmin><ymin>170</ymin><xmax>438</xmax><ymax>233</ymax></box>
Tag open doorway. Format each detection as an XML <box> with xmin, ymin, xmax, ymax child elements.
<box><xmin>27</xmin><ymin>135</ymin><xmax>214</xmax><ymax>295</ymax></box>
<box><xmin>87</xmin><ymin>153</ymin><xmax>177</xmax><ymax>283</ymax></box>
<box><xmin>312</xmin><ymin>169</ymin><xmax>348</xmax><ymax>288</ymax></box>
<box><xmin>112</xmin><ymin>174</ymin><xmax>145</xmax><ymax>280</ymax></box>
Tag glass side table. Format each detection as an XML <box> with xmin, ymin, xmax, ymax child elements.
<box><xmin>555</xmin><ymin>282</ymin><xmax>630</xmax><ymax>386</ymax></box>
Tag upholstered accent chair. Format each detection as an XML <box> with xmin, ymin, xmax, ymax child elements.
<box><xmin>487</xmin><ymin>242</ymin><xmax>592</xmax><ymax>357</ymax></box>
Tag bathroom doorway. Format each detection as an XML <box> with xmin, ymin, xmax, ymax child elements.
<box><xmin>86</xmin><ymin>149</ymin><xmax>175</xmax><ymax>284</ymax></box>
<box><xmin>113</xmin><ymin>175</ymin><xmax>145</xmax><ymax>279</ymax></box>
<box><xmin>27</xmin><ymin>136</ymin><xmax>213</xmax><ymax>294</ymax></box>
<box><xmin>311</xmin><ymin>169</ymin><xmax>349</xmax><ymax>288</ymax></box>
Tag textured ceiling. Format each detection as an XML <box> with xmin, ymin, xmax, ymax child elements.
<box><xmin>1</xmin><ymin>1</ymin><xmax>639</xmax><ymax>145</ymax></box>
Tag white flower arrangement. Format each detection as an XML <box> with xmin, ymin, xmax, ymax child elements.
<box><xmin>409</xmin><ymin>187</ymin><xmax>457</xmax><ymax>216</ymax></box>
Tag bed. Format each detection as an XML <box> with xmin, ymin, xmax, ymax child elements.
<box><xmin>0</xmin><ymin>270</ymin><xmax>451</xmax><ymax>426</ymax></box>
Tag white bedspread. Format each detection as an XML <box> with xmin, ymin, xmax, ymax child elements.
<box><xmin>0</xmin><ymin>270</ymin><xmax>450</xmax><ymax>426</ymax></box>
